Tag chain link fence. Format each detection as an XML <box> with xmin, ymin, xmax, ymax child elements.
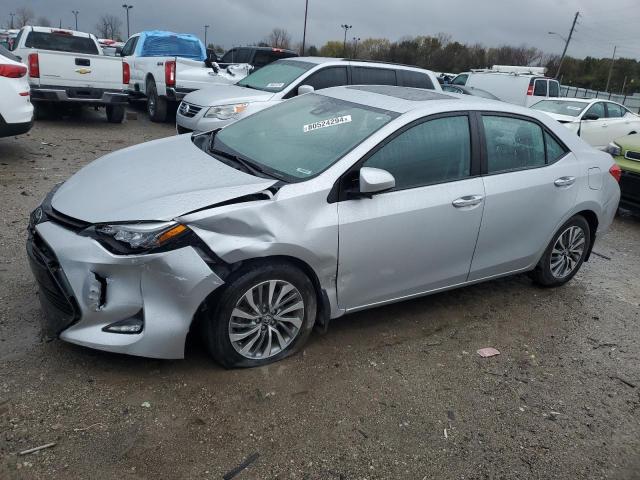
<box><xmin>560</xmin><ymin>85</ymin><xmax>640</xmax><ymax>113</ymax></box>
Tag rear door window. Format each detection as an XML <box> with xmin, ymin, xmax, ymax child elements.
<box><xmin>301</xmin><ymin>66</ymin><xmax>348</xmax><ymax>90</ymax></box>
<box><xmin>533</xmin><ymin>79</ymin><xmax>547</xmax><ymax>96</ymax></box>
<box><xmin>548</xmin><ymin>80</ymin><xmax>560</xmax><ymax>97</ymax></box>
<box><xmin>25</xmin><ymin>31</ymin><xmax>99</xmax><ymax>54</ymax></box>
<box><xmin>398</xmin><ymin>70</ymin><xmax>435</xmax><ymax>90</ymax></box>
<box><xmin>606</xmin><ymin>103</ymin><xmax>625</xmax><ymax>118</ymax></box>
<box><xmin>352</xmin><ymin>67</ymin><xmax>397</xmax><ymax>86</ymax></box>
<box><xmin>482</xmin><ymin>115</ymin><xmax>546</xmax><ymax>173</ymax></box>
<box><xmin>221</xmin><ymin>48</ymin><xmax>252</xmax><ymax>64</ymax></box>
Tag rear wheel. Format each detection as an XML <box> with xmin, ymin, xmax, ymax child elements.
<box><xmin>106</xmin><ymin>104</ymin><xmax>125</xmax><ymax>123</ymax></box>
<box><xmin>205</xmin><ymin>262</ymin><xmax>317</xmax><ymax>368</ymax></box>
<box><xmin>531</xmin><ymin>215</ymin><xmax>590</xmax><ymax>287</ymax></box>
<box><xmin>146</xmin><ymin>81</ymin><xmax>167</xmax><ymax>122</ymax></box>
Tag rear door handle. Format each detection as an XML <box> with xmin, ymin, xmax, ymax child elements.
<box><xmin>554</xmin><ymin>176</ymin><xmax>576</xmax><ymax>187</ymax></box>
<box><xmin>452</xmin><ymin>195</ymin><xmax>483</xmax><ymax>208</ymax></box>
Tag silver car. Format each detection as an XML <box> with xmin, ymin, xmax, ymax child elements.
<box><xmin>27</xmin><ymin>86</ymin><xmax>620</xmax><ymax>368</ymax></box>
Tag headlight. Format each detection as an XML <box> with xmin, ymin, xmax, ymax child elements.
<box><xmin>604</xmin><ymin>142</ymin><xmax>622</xmax><ymax>157</ymax></box>
<box><xmin>93</xmin><ymin>222</ymin><xmax>189</xmax><ymax>252</ymax></box>
<box><xmin>204</xmin><ymin>103</ymin><xmax>248</xmax><ymax>120</ymax></box>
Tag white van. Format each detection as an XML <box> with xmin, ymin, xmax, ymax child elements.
<box><xmin>456</xmin><ymin>66</ymin><xmax>560</xmax><ymax>107</ymax></box>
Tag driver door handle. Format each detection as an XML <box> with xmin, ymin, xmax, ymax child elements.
<box><xmin>554</xmin><ymin>176</ymin><xmax>576</xmax><ymax>187</ymax></box>
<box><xmin>452</xmin><ymin>195</ymin><xmax>483</xmax><ymax>208</ymax></box>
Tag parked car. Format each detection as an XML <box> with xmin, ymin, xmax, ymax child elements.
<box><xmin>458</xmin><ymin>66</ymin><xmax>560</xmax><ymax>107</ymax></box>
<box><xmin>120</xmin><ymin>31</ymin><xmax>254</xmax><ymax>122</ymax></box>
<box><xmin>176</xmin><ymin>57</ymin><xmax>442</xmax><ymax>134</ymax></box>
<box><xmin>532</xmin><ymin>98</ymin><xmax>640</xmax><ymax>150</ymax></box>
<box><xmin>217</xmin><ymin>46</ymin><xmax>298</xmax><ymax>70</ymax></box>
<box><xmin>442</xmin><ymin>84</ymin><xmax>500</xmax><ymax>100</ymax></box>
<box><xmin>605</xmin><ymin>134</ymin><xmax>640</xmax><ymax>213</ymax></box>
<box><xmin>27</xmin><ymin>85</ymin><xmax>620</xmax><ymax>367</ymax></box>
<box><xmin>0</xmin><ymin>45</ymin><xmax>33</xmax><ymax>137</ymax></box>
<box><xmin>11</xmin><ymin>26</ymin><xmax>128</xmax><ymax>123</ymax></box>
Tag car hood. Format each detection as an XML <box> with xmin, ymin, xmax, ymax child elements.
<box><xmin>184</xmin><ymin>84</ymin><xmax>274</xmax><ymax>107</ymax></box>
<box><xmin>51</xmin><ymin>135</ymin><xmax>277</xmax><ymax>224</ymax></box>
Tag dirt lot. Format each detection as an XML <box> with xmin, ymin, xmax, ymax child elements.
<box><xmin>1</xmin><ymin>107</ymin><xmax>639</xmax><ymax>480</ymax></box>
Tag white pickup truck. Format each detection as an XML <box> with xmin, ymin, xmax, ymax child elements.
<box><xmin>11</xmin><ymin>26</ymin><xmax>128</xmax><ymax>123</ymax></box>
<box><xmin>120</xmin><ymin>31</ymin><xmax>254</xmax><ymax>122</ymax></box>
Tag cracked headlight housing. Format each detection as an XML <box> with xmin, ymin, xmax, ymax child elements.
<box><xmin>204</xmin><ymin>103</ymin><xmax>248</xmax><ymax>120</ymax></box>
<box><xmin>90</xmin><ymin>222</ymin><xmax>190</xmax><ymax>254</ymax></box>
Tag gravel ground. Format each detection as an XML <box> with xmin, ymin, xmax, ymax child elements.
<box><xmin>1</xmin><ymin>107</ymin><xmax>639</xmax><ymax>480</ymax></box>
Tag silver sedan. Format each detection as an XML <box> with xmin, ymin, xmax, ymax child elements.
<box><xmin>27</xmin><ymin>85</ymin><xmax>620</xmax><ymax>367</ymax></box>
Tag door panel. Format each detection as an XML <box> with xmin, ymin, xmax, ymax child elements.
<box><xmin>337</xmin><ymin>178</ymin><xmax>485</xmax><ymax>310</ymax></box>
<box><xmin>580</xmin><ymin>102</ymin><xmax>608</xmax><ymax>148</ymax></box>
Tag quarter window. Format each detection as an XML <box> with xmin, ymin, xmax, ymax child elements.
<box><xmin>482</xmin><ymin>116</ymin><xmax>545</xmax><ymax>173</ymax></box>
<box><xmin>364</xmin><ymin>115</ymin><xmax>471</xmax><ymax>190</ymax></box>
<box><xmin>301</xmin><ymin>66</ymin><xmax>348</xmax><ymax>91</ymax></box>
<box><xmin>352</xmin><ymin>67</ymin><xmax>397</xmax><ymax>86</ymax></box>
<box><xmin>545</xmin><ymin>132</ymin><xmax>568</xmax><ymax>163</ymax></box>
<box><xmin>606</xmin><ymin>103</ymin><xmax>625</xmax><ymax>118</ymax></box>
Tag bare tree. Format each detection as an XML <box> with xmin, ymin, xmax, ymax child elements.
<box><xmin>95</xmin><ymin>14</ymin><xmax>122</xmax><ymax>40</ymax></box>
<box><xmin>265</xmin><ymin>28</ymin><xmax>291</xmax><ymax>49</ymax></box>
<box><xmin>36</xmin><ymin>16</ymin><xmax>52</xmax><ymax>27</ymax></box>
<box><xmin>15</xmin><ymin>7</ymin><xmax>35</xmax><ymax>28</ymax></box>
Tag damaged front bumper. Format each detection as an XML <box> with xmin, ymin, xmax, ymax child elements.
<box><xmin>27</xmin><ymin>221</ymin><xmax>224</xmax><ymax>359</ymax></box>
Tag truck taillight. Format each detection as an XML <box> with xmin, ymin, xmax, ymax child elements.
<box><xmin>609</xmin><ymin>164</ymin><xmax>622</xmax><ymax>183</ymax></box>
<box><xmin>527</xmin><ymin>83</ymin><xmax>534</xmax><ymax>96</ymax></box>
<box><xmin>28</xmin><ymin>53</ymin><xmax>40</xmax><ymax>78</ymax></box>
<box><xmin>0</xmin><ymin>64</ymin><xmax>27</xmax><ymax>78</ymax></box>
<box><xmin>123</xmin><ymin>62</ymin><xmax>130</xmax><ymax>85</ymax></box>
<box><xmin>165</xmin><ymin>60</ymin><xmax>176</xmax><ymax>87</ymax></box>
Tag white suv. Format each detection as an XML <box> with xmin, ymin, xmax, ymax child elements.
<box><xmin>0</xmin><ymin>45</ymin><xmax>33</xmax><ymax>137</ymax></box>
<box><xmin>176</xmin><ymin>57</ymin><xmax>442</xmax><ymax>134</ymax></box>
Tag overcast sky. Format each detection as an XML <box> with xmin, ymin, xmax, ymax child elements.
<box><xmin>5</xmin><ymin>0</ymin><xmax>640</xmax><ymax>60</ymax></box>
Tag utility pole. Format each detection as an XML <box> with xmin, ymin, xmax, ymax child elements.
<box><xmin>301</xmin><ymin>0</ymin><xmax>309</xmax><ymax>55</ymax></box>
<box><xmin>72</xmin><ymin>10</ymin><xmax>79</xmax><ymax>30</ymax></box>
<box><xmin>341</xmin><ymin>24</ymin><xmax>352</xmax><ymax>56</ymax></box>
<box><xmin>122</xmin><ymin>4</ymin><xmax>133</xmax><ymax>38</ymax></box>
<box><xmin>204</xmin><ymin>25</ymin><xmax>209</xmax><ymax>47</ymax></box>
<box><xmin>555</xmin><ymin>11</ymin><xmax>579</xmax><ymax>80</ymax></box>
<box><xmin>352</xmin><ymin>37</ymin><xmax>360</xmax><ymax>59</ymax></box>
<box><xmin>621</xmin><ymin>75</ymin><xmax>627</xmax><ymax>95</ymax></box>
<box><xmin>605</xmin><ymin>45</ymin><xmax>617</xmax><ymax>93</ymax></box>
<box><xmin>9</xmin><ymin>13</ymin><xmax>15</xmax><ymax>29</ymax></box>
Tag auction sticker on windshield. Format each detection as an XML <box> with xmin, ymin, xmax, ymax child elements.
<box><xmin>303</xmin><ymin>115</ymin><xmax>352</xmax><ymax>133</ymax></box>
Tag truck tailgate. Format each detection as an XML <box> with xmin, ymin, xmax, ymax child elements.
<box><xmin>34</xmin><ymin>50</ymin><xmax>123</xmax><ymax>90</ymax></box>
<box><xmin>175</xmin><ymin>57</ymin><xmax>249</xmax><ymax>91</ymax></box>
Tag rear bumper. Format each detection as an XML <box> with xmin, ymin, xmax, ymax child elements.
<box><xmin>620</xmin><ymin>170</ymin><xmax>640</xmax><ymax>213</ymax></box>
<box><xmin>27</xmin><ymin>221</ymin><xmax>224</xmax><ymax>359</ymax></box>
<box><xmin>0</xmin><ymin>113</ymin><xmax>33</xmax><ymax>137</ymax></box>
<box><xmin>31</xmin><ymin>86</ymin><xmax>128</xmax><ymax>105</ymax></box>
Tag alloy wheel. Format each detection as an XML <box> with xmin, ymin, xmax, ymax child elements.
<box><xmin>550</xmin><ymin>225</ymin><xmax>586</xmax><ymax>279</ymax></box>
<box><xmin>228</xmin><ymin>280</ymin><xmax>305</xmax><ymax>359</ymax></box>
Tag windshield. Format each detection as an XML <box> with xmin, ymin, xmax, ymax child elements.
<box><xmin>237</xmin><ymin>60</ymin><xmax>314</xmax><ymax>93</ymax></box>
<box><xmin>25</xmin><ymin>31</ymin><xmax>99</xmax><ymax>55</ymax></box>
<box><xmin>213</xmin><ymin>93</ymin><xmax>399</xmax><ymax>181</ymax></box>
<box><xmin>531</xmin><ymin>100</ymin><xmax>588</xmax><ymax>117</ymax></box>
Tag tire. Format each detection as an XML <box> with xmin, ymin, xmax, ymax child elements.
<box><xmin>33</xmin><ymin>103</ymin><xmax>50</xmax><ymax>120</ymax></box>
<box><xmin>106</xmin><ymin>104</ymin><xmax>125</xmax><ymax>123</ymax></box>
<box><xmin>146</xmin><ymin>80</ymin><xmax>167</xmax><ymax>122</ymax></box>
<box><xmin>205</xmin><ymin>262</ymin><xmax>317</xmax><ymax>368</ymax></box>
<box><xmin>531</xmin><ymin>215</ymin><xmax>591</xmax><ymax>287</ymax></box>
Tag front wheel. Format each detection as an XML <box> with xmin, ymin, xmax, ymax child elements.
<box><xmin>106</xmin><ymin>104</ymin><xmax>125</xmax><ymax>123</ymax></box>
<box><xmin>205</xmin><ymin>262</ymin><xmax>317</xmax><ymax>368</ymax></box>
<box><xmin>531</xmin><ymin>215</ymin><xmax>590</xmax><ymax>287</ymax></box>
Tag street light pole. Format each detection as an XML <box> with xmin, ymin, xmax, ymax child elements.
<box><xmin>352</xmin><ymin>37</ymin><xmax>360</xmax><ymax>59</ymax></box>
<box><xmin>301</xmin><ymin>0</ymin><xmax>309</xmax><ymax>55</ymax></box>
<box><xmin>204</xmin><ymin>25</ymin><xmax>209</xmax><ymax>47</ymax></box>
<box><xmin>9</xmin><ymin>13</ymin><xmax>15</xmax><ymax>29</ymax></box>
<box><xmin>122</xmin><ymin>4</ymin><xmax>133</xmax><ymax>38</ymax></box>
<box><xmin>341</xmin><ymin>24</ymin><xmax>352</xmax><ymax>56</ymax></box>
<box><xmin>72</xmin><ymin>10</ymin><xmax>79</xmax><ymax>30</ymax></box>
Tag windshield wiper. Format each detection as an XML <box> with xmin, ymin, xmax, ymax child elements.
<box><xmin>209</xmin><ymin>146</ymin><xmax>285</xmax><ymax>181</ymax></box>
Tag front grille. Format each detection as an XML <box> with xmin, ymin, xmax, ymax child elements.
<box><xmin>624</xmin><ymin>150</ymin><xmax>640</xmax><ymax>161</ymax></box>
<box><xmin>178</xmin><ymin>102</ymin><xmax>203</xmax><ymax>118</ymax></box>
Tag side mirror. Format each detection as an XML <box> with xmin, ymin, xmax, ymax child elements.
<box><xmin>359</xmin><ymin>167</ymin><xmax>395</xmax><ymax>195</ymax></box>
<box><xmin>298</xmin><ymin>84</ymin><xmax>314</xmax><ymax>95</ymax></box>
<box><xmin>582</xmin><ymin>113</ymin><xmax>600</xmax><ymax>121</ymax></box>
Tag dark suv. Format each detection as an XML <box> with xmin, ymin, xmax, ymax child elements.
<box><xmin>217</xmin><ymin>46</ymin><xmax>298</xmax><ymax>70</ymax></box>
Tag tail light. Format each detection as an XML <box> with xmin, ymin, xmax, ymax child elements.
<box><xmin>165</xmin><ymin>60</ymin><xmax>176</xmax><ymax>87</ymax></box>
<box><xmin>609</xmin><ymin>164</ymin><xmax>622</xmax><ymax>182</ymax></box>
<box><xmin>28</xmin><ymin>53</ymin><xmax>40</xmax><ymax>78</ymax></box>
<box><xmin>527</xmin><ymin>82</ymin><xmax>534</xmax><ymax>96</ymax></box>
<box><xmin>0</xmin><ymin>64</ymin><xmax>27</xmax><ymax>78</ymax></box>
<box><xmin>122</xmin><ymin>62</ymin><xmax>130</xmax><ymax>85</ymax></box>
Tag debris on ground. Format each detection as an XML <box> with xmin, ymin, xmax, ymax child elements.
<box><xmin>611</xmin><ymin>375</ymin><xmax>637</xmax><ymax>389</ymax></box>
<box><xmin>18</xmin><ymin>443</ymin><xmax>56</xmax><ymax>455</ymax></box>
<box><xmin>141</xmin><ymin>401</ymin><xmax>151</xmax><ymax>408</ymax></box>
<box><xmin>477</xmin><ymin>347</ymin><xmax>501</xmax><ymax>358</ymax></box>
<box><xmin>223</xmin><ymin>452</ymin><xmax>260</xmax><ymax>480</ymax></box>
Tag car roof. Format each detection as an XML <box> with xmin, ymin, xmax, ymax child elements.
<box><xmin>541</xmin><ymin>98</ymin><xmax>599</xmax><ymax>104</ymax></box>
<box><xmin>317</xmin><ymin>85</ymin><xmax>536</xmax><ymax>117</ymax></box>
<box><xmin>287</xmin><ymin>56</ymin><xmax>436</xmax><ymax>74</ymax></box>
